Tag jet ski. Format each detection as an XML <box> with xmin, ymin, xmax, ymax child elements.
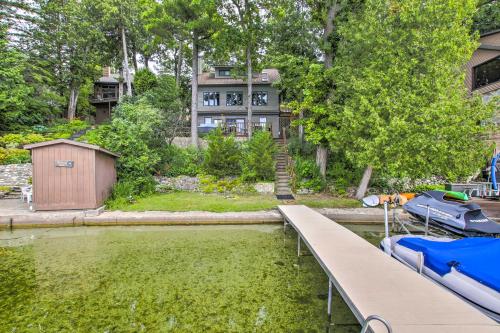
<box><xmin>380</xmin><ymin>235</ymin><xmax>500</xmax><ymax>322</ymax></box>
<box><xmin>403</xmin><ymin>191</ymin><xmax>500</xmax><ymax>236</ymax></box>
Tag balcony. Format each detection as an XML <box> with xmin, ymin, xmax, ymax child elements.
<box><xmin>196</xmin><ymin>122</ymin><xmax>272</xmax><ymax>137</ymax></box>
<box><xmin>90</xmin><ymin>95</ymin><xmax>118</xmax><ymax>103</ymax></box>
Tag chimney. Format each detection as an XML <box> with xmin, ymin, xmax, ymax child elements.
<box><xmin>102</xmin><ymin>66</ymin><xmax>111</xmax><ymax>77</ymax></box>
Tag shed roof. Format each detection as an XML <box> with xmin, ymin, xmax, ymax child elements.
<box><xmin>24</xmin><ymin>139</ymin><xmax>120</xmax><ymax>157</ymax></box>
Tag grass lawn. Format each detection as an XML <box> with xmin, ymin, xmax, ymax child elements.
<box><xmin>109</xmin><ymin>192</ymin><xmax>361</xmax><ymax>212</ymax></box>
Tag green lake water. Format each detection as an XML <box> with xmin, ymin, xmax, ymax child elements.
<box><xmin>0</xmin><ymin>224</ymin><xmax>385</xmax><ymax>332</ymax></box>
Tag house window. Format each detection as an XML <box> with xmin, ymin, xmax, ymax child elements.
<box><xmin>474</xmin><ymin>57</ymin><xmax>500</xmax><ymax>89</ymax></box>
<box><xmin>259</xmin><ymin>117</ymin><xmax>267</xmax><ymax>124</ymax></box>
<box><xmin>102</xmin><ymin>85</ymin><xmax>117</xmax><ymax>99</ymax></box>
<box><xmin>214</xmin><ymin>119</ymin><xmax>222</xmax><ymax>125</ymax></box>
<box><xmin>226</xmin><ymin>91</ymin><xmax>243</xmax><ymax>106</ymax></box>
<box><xmin>203</xmin><ymin>92</ymin><xmax>220</xmax><ymax>106</ymax></box>
<box><xmin>219</xmin><ymin>69</ymin><xmax>231</xmax><ymax>77</ymax></box>
<box><xmin>204</xmin><ymin>117</ymin><xmax>212</xmax><ymax>124</ymax></box>
<box><xmin>252</xmin><ymin>92</ymin><xmax>268</xmax><ymax>106</ymax></box>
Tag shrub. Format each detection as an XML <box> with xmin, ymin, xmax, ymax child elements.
<box><xmin>0</xmin><ymin>148</ymin><xmax>31</xmax><ymax>165</ymax></box>
<box><xmin>292</xmin><ymin>156</ymin><xmax>325</xmax><ymax>192</ymax></box>
<box><xmin>287</xmin><ymin>135</ymin><xmax>316</xmax><ymax>158</ymax></box>
<box><xmin>241</xmin><ymin>131</ymin><xmax>276</xmax><ymax>181</ymax></box>
<box><xmin>160</xmin><ymin>145</ymin><xmax>204</xmax><ymax>177</ymax></box>
<box><xmin>47</xmin><ymin>119</ymin><xmax>89</xmax><ymax>139</ymax></box>
<box><xmin>199</xmin><ymin>175</ymin><xmax>249</xmax><ymax>194</ymax></box>
<box><xmin>134</xmin><ymin>68</ymin><xmax>158</xmax><ymax>95</ymax></box>
<box><xmin>0</xmin><ymin>133</ymin><xmax>46</xmax><ymax>148</ymax></box>
<box><xmin>203</xmin><ymin>128</ymin><xmax>241</xmax><ymax>178</ymax></box>
<box><xmin>79</xmin><ymin>101</ymin><xmax>162</xmax><ymax>195</ymax></box>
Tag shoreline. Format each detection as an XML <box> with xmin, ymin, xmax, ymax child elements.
<box><xmin>0</xmin><ymin>207</ymin><xmax>388</xmax><ymax>229</ymax></box>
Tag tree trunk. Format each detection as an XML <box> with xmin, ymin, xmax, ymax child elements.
<box><xmin>355</xmin><ymin>165</ymin><xmax>373</xmax><ymax>200</ymax></box>
<box><xmin>144</xmin><ymin>56</ymin><xmax>150</xmax><ymax>69</ymax></box>
<box><xmin>298</xmin><ymin>110</ymin><xmax>304</xmax><ymax>147</ymax></box>
<box><xmin>191</xmin><ymin>34</ymin><xmax>199</xmax><ymax>148</ymax></box>
<box><xmin>246</xmin><ymin>44</ymin><xmax>252</xmax><ymax>138</ymax></box>
<box><xmin>121</xmin><ymin>27</ymin><xmax>132</xmax><ymax>97</ymax></box>
<box><xmin>132</xmin><ymin>49</ymin><xmax>138</xmax><ymax>72</ymax></box>
<box><xmin>118</xmin><ymin>68</ymin><xmax>124</xmax><ymax>101</ymax></box>
<box><xmin>67</xmin><ymin>86</ymin><xmax>80</xmax><ymax>120</ymax></box>
<box><xmin>176</xmin><ymin>40</ymin><xmax>183</xmax><ymax>85</ymax></box>
<box><xmin>315</xmin><ymin>1</ymin><xmax>338</xmax><ymax>175</ymax></box>
<box><xmin>323</xmin><ymin>0</ymin><xmax>337</xmax><ymax>69</ymax></box>
<box><xmin>316</xmin><ymin>145</ymin><xmax>328</xmax><ymax>177</ymax></box>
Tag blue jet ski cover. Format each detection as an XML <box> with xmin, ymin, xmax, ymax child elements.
<box><xmin>397</xmin><ymin>237</ymin><xmax>500</xmax><ymax>292</ymax></box>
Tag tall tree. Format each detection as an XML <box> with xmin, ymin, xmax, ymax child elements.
<box><xmin>327</xmin><ymin>0</ymin><xmax>494</xmax><ymax>198</ymax></box>
<box><xmin>474</xmin><ymin>0</ymin><xmax>500</xmax><ymax>34</ymax></box>
<box><xmin>165</xmin><ymin>0</ymin><xmax>221</xmax><ymax>148</ymax></box>
<box><xmin>220</xmin><ymin>0</ymin><xmax>263</xmax><ymax>138</ymax></box>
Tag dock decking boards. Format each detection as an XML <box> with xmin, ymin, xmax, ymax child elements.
<box><xmin>278</xmin><ymin>205</ymin><xmax>499</xmax><ymax>333</ymax></box>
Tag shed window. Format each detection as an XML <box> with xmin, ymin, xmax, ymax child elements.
<box><xmin>102</xmin><ymin>85</ymin><xmax>117</xmax><ymax>99</ymax></box>
<box><xmin>226</xmin><ymin>91</ymin><xmax>243</xmax><ymax>106</ymax></box>
<box><xmin>203</xmin><ymin>92</ymin><xmax>220</xmax><ymax>106</ymax></box>
<box><xmin>474</xmin><ymin>57</ymin><xmax>500</xmax><ymax>89</ymax></box>
<box><xmin>252</xmin><ymin>92</ymin><xmax>268</xmax><ymax>106</ymax></box>
<box><xmin>219</xmin><ymin>69</ymin><xmax>231</xmax><ymax>77</ymax></box>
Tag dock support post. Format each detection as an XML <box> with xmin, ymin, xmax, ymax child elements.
<box><xmin>327</xmin><ymin>279</ymin><xmax>333</xmax><ymax>322</ymax></box>
<box><xmin>383</xmin><ymin>201</ymin><xmax>389</xmax><ymax>238</ymax></box>
<box><xmin>297</xmin><ymin>234</ymin><xmax>301</xmax><ymax>256</ymax></box>
<box><xmin>425</xmin><ymin>205</ymin><xmax>430</xmax><ymax>236</ymax></box>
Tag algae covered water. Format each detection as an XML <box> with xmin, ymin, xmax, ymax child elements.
<box><xmin>0</xmin><ymin>225</ymin><xmax>376</xmax><ymax>332</ymax></box>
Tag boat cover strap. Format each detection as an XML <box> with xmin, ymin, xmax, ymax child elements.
<box><xmin>397</xmin><ymin>237</ymin><xmax>500</xmax><ymax>292</ymax></box>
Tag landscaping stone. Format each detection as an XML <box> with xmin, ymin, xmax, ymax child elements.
<box><xmin>0</xmin><ymin>163</ymin><xmax>32</xmax><ymax>186</ymax></box>
<box><xmin>254</xmin><ymin>182</ymin><xmax>274</xmax><ymax>194</ymax></box>
<box><xmin>155</xmin><ymin>176</ymin><xmax>200</xmax><ymax>192</ymax></box>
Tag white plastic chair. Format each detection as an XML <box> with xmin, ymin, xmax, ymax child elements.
<box><xmin>21</xmin><ymin>186</ymin><xmax>32</xmax><ymax>203</ymax></box>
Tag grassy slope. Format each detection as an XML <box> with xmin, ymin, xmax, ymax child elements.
<box><xmin>109</xmin><ymin>192</ymin><xmax>361</xmax><ymax>212</ymax></box>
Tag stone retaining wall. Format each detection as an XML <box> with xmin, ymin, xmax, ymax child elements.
<box><xmin>0</xmin><ymin>163</ymin><xmax>32</xmax><ymax>186</ymax></box>
<box><xmin>155</xmin><ymin>176</ymin><xmax>274</xmax><ymax>194</ymax></box>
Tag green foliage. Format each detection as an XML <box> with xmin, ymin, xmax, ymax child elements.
<box><xmin>287</xmin><ymin>135</ymin><xmax>316</xmax><ymax>158</ymax></box>
<box><xmin>413</xmin><ymin>183</ymin><xmax>446</xmax><ymax>193</ymax></box>
<box><xmin>307</xmin><ymin>0</ymin><xmax>493</xmax><ymax>181</ymax></box>
<box><xmin>326</xmin><ymin>154</ymin><xmax>363</xmax><ymax>196</ymax></box>
<box><xmin>45</xmin><ymin>119</ymin><xmax>90</xmax><ymax>138</ymax></box>
<box><xmin>80</xmin><ymin>101</ymin><xmax>164</xmax><ymax>195</ymax></box>
<box><xmin>199</xmin><ymin>175</ymin><xmax>245</xmax><ymax>194</ymax></box>
<box><xmin>160</xmin><ymin>145</ymin><xmax>204</xmax><ymax>177</ymax></box>
<box><xmin>473</xmin><ymin>0</ymin><xmax>500</xmax><ymax>34</ymax></box>
<box><xmin>0</xmin><ymin>134</ymin><xmax>46</xmax><ymax>148</ymax></box>
<box><xmin>0</xmin><ymin>148</ymin><xmax>31</xmax><ymax>165</ymax></box>
<box><xmin>292</xmin><ymin>156</ymin><xmax>325</xmax><ymax>192</ymax></box>
<box><xmin>241</xmin><ymin>131</ymin><xmax>277</xmax><ymax>181</ymax></box>
<box><xmin>203</xmin><ymin>128</ymin><xmax>242</xmax><ymax>178</ymax></box>
<box><xmin>134</xmin><ymin>68</ymin><xmax>158</xmax><ymax>95</ymax></box>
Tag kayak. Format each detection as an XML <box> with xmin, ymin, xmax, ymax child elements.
<box><xmin>438</xmin><ymin>190</ymin><xmax>469</xmax><ymax>201</ymax></box>
<box><xmin>380</xmin><ymin>235</ymin><xmax>500</xmax><ymax>322</ymax></box>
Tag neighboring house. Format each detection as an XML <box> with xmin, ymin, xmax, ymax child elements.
<box><xmin>90</xmin><ymin>67</ymin><xmax>133</xmax><ymax>124</ymax></box>
<box><xmin>197</xmin><ymin>65</ymin><xmax>283</xmax><ymax>138</ymax></box>
<box><xmin>465</xmin><ymin>30</ymin><xmax>500</xmax><ymax>102</ymax></box>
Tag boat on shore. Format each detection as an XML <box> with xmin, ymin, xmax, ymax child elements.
<box><xmin>403</xmin><ymin>191</ymin><xmax>500</xmax><ymax>236</ymax></box>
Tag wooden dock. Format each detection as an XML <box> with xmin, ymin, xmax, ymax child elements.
<box><xmin>278</xmin><ymin>205</ymin><xmax>499</xmax><ymax>332</ymax></box>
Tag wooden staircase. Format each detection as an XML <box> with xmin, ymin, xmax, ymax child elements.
<box><xmin>275</xmin><ymin>140</ymin><xmax>294</xmax><ymax>200</ymax></box>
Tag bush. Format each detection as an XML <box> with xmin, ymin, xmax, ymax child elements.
<box><xmin>79</xmin><ymin>101</ymin><xmax>162</xmax><ymax>195</ymax></box>
<box><xmin>292</xmin><ymin>156</ymin><xmax>325</xmax><ymax>192</ymax></box>
<box><xmin>46</xmin><ymin>119</ymin><xmax>89</xmax><ymax>138</ymax></box>
<box><xmin>0</xmin><ymin>148</ymin><xmax>31</xmax><ymax>165</ymax></box>
<box><xmin>287</xmin><ymin>135</ymin><xmax>316</xmax><ymax>158</ymax></box>
<box><xmin>203</xmin><ymin>128</ymin><xmax>242</xmax><ymax>178</ymax></box>
<box><xmin>0</xmin><ymin>133</ymin><xmax>47</xmax><ymax>148</ymax></box>
<box><xmin>160</xmin><ymin>145</ymin><xmax>204</xmax><ymax>177</ymax></box>
<box><xmin>241</xmin><ymin>131</ymin><xmax>277</xmax><ymax>181</ymax></box>
<box><xmin>134</xmin><ymin>68</ymin><xmax>158</xmax><ymax>95</ymax></box>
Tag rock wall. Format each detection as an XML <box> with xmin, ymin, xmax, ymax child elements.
<box><xmin>0</xmin><ymin>163</ymin><xmax>32</xmax><ymax>186</ymax></box>
<box><xmin>155</xmin><ymin>176</ymin><xmax>274</xmax><ymax>194</ymax></box>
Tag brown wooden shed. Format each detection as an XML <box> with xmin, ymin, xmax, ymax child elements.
<box><xmin>24</xmin><ymin>139</ymin><xmax>119</xmax><ymax>211</ymax></box>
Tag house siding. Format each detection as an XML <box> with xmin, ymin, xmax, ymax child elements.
<box><xmin>198</xmin><ymin>85</ymin><xmax>280</xmax><ymax>114</ymax></box>
<box><xmin>465</xmin><ymin>49</ymin><xmax>500</xmax><ymax>93</ymax></box>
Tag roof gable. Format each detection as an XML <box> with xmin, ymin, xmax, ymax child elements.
<box><xmin>24</xmin><ymin>139</ymin><xmax>119</xmax><ymax>157</ymax></box>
